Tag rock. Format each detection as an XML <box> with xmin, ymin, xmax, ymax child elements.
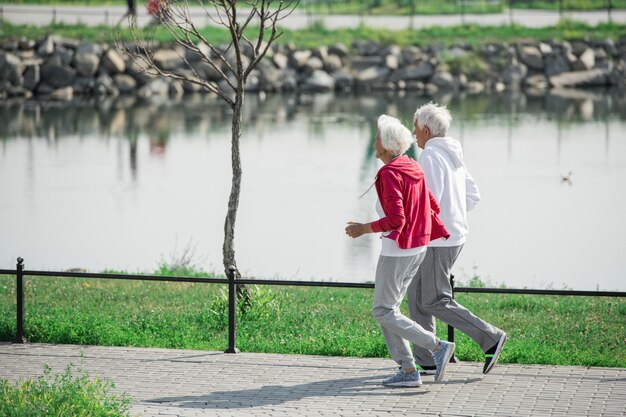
<box><xmin>138</xmin><ymin>78</ymin><xmax>169</xmax><ymax>97</ymax></box>
<box><xmin>311</xmin><ymin>46</ymin><xmax>328</xmax><ymax>62</ymax></box>
<box><xmin>36</xmin><ymin>82</ymin><xmax>55</xmax><ymax>95</ymax></box>
<box><xmin>37</xmin><ymin>37</ymin><xmax>55</xmax><ymax>56</ymax></box>
<box><xmin>0</xmin><ymin>52</ymin><xmax>25</xmax><ymax>86</ymax></box>
<box><xmin>524</xmin><ymin>74</ymin><xmax>549</xmax><ymax>90</ymax></box>
<box><xmin>545</xmin><ymin>53</ymin><xmax>570</xmax><ymax>77</ymax></box>
<box><xmin>389</xmin><ymin>62</ymin><xmax>434</xmax><ymax>82</ymax></box>
<box><xmin>95</xmin><ymin>73</ymin><xmax>117</xmax><ymax>95</ymax></box>
<box><xmin>577</xmin><ymin>48</ymin><xmax>596</xmax><ymax>70</ymax></box>
<box><xmin>352</xmin><ymin>40</ymin><xmax>380</xmax><ymax>56</ymax></box>
<box><xmin>425</xmin><ymin>83</ymin><xmax>439</xmax><ymax>95</ymax></box>
<box><xmin>76</xmin><ymin>41</ymin><xmax>103</xmax><ymax>56</ymax></box>
<box><xmin>571</xmin><ymin>41</ymin><xmax>588</xmax><ymax>57</ymax></box>
<box><xmin>101</xmin><ymin>48</ymin><xmax>126</xmax><ymax>74</ymax></box>
<box><xmin>53</xmin><ymin>46</ymin><xmax>74</xmax><ymax>66</ymax></box>
<box><xmin>594</xmin><ymin>47</ymin><xmax>608</xmax><ymax>62</ymax></box>
<box><xmin>18</xmin><ymin>38</ymin><xmax>36</xmax><ymax>50</ymax></box>
<box><xmin>430</xmin><ymin>71</ymin><xmax>454</xmax><ymax>90</ymax></box>
<box><xmin>331</xmin><ymin>70</ymin><xmax>354</xmax><ymax>91</ymax></box>
<box><xmin>353</xmin><ymin>66</ymin><xmax>389</xmax><ymax>83</ymax></box>
<box><xmin>153</xmin><ymin>49</ymin><xmax>183</xmax><ymax>71</ymax></box>
<box><xmin>518</xmin><ymin>44</ymin><xmax>544</xmax><ymax>70</ymax></box>
<box><xmin>72</xmin><ymin>77</ymin><xmax>94</xmax><ymax>95</ymax></box>
<box><xmin>169</xmin><ymin>79</ymin><xmax>184</xmax><ymax>97</ymax></box>
<box><xmin>50</xmin><ymin>86</ymin><xmax>73</xmax><ymax>101</ymax></box>
<box><xmin>549</xmin><ymin>69</ymin><xmax>610</xmax><ymax>88</ymax></box>
<box><xmin>401</xmin><ymin>46</ymin><xmax>424</xmax><ymax>64</ymax></box>
<box><xmin>323</xmin><ymin>54</ymin><xmax>343</xmax><ymax>73</ymax></box>
<box><xmin>277</xmin><ymin>68</ymin><xmax>297</xmax><ymax>91</ymax></box>
<box><xmin>328</xmin><ymin>43</ymin><xmax>349</xmax><ymax>58</ymax></box>
<box><xmin>303</xmin><ymin>56</ymin><xmax>324</xmax><ymax>72</ymax></box>
<box><xmin>446</xmin><ymin>46</ymin><xmax>468</xmax><ymax>59</ymax></box>
<box><xmin>114</xmin><ymin>74</ymin><xmax>138</xmax><ymax>93</ymax></box>
<box><xmin>538</xmin><ymin>42</ymin><xmax>553</xmax><ymax>56</ymax></box>
<box><xmin>40</xmin><ymin>56</ymin><xmax>76</xmax><ymax>88</ymax></box>
<box><xmin>349</xmin><ymin>56</ymin><xmax>384</xmax><ymax>70</ymax></box>
<box><xmin>466</xmin><ymin>81</ymin><xmax>485</xmax><ymax>94</ymax></box>
<box><xmin>385</xmin><ymin>54</ymin><xmax>399</xmax><ymax>70</ymax></box>
<box><xmin>300</xmin><ymin>69</ymin><xmax>335</xmax><ymax>91</ymax></box>
<box><xmin>501</xmin><ymin>63</ymin><xmax>528</xmax><ymax>87</ymax></box>
<box><xmin>73</xmin><ymin>53</ymin><xmax>100</xmax><ymax>77</ymax></box>
<box><xmin>273</xmin><ymin>52</ymin><xmax>289</xmax><ymax>69</ymax></box>
<box><xmin>23</xmin><ymin>65</ymin><xmax>40</xmax><ymax>91</ymax></box>
<box><xmin>292</xmin><ymin>50</ymin><xmax>312</xmax><ymax>69</ymax></box>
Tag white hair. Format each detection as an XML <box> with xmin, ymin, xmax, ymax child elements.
<box><xmin>413</xmin><ymin>102</ymin><xmax>452</xmax><ymax>138</ymax></box>
<box><xmin>377</xmin><ymin>114</ymin><xmax>413</xmax><ymax>157</ymax></box>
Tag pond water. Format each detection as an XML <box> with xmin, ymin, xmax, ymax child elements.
<box><xmin>1</xmin><ymin>90</ymin><xmax>625</xmax><ymax>291</ymax></box>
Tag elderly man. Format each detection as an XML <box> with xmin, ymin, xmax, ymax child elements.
<box><xmin>409</xmin><ymin>102</ymin><xmax>507</xmax><ymax>376</ymax></box>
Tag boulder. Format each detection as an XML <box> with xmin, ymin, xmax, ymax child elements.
<box><xmin>549</xmin><ymin>69</ymin><xmax>610</xmax><ymax>88</ymax></box>
<box><xmin>331</xmin><ymin>70</ymin><xmax>354</xmax><ymax>91</ymax></box>
<box><xmin>303</xmin><ymin>56</ymin><xmax>324</xmax><ymax>72</ymax></box>
<box><xmin>389</xmin><ymin>62</ymin><xmax>434</xmax><ymax>82</ymax></box>
<box><xmin>114</xmin><ymin>74</ymin><xmax>138</xmax><ymax>93</ymax></box>
<box><xmin>328</xmin><ymin>43</ymin><xmax>349</xmax><ymax>58</ymax></box>
<box><xmin>23</xmin><ymin>65</ymin><xmax>40</xmax><ymax>91</ymax></box>
<box><xmin>0</xmin><ymin>52</ymin><xmax>25</xmax><ymax>86</ymax></box>
<box><xmin>349</xmin><ymin>56</ymin><xmax>384</xmax><ymax>70</ymax></box>
<box><xmin>154</xmin><ymin>48</ymin><xmax>183</xmax><ymax>71</ymax></box>
<box><xmin>94</xmin><ymin>73</ymin><xmax>117</xmax><ymax>95</ymax></box>
<box><xmin>323</xmin><ymin>54</ymin><xmax>343</xmax><ymax>73</ymax></box>
<box><xmin>50</xmin><ymin>86</ymin><xmax>73</xmax><ymax>101</ymax></box>
<box><xmin>353</xmin><ymin>66</ymin><xmax>389</xmax><ymax>83</ymax></box>
<box><xmin>577</xmin><ymin>48</ymin><xmax>596</xmax><ymax>70</ymax></box>
<box><xmin>524</xmin><ymin>74</ymin><xmax>549</xmax><ymax>90</ymax></box>
<box><xmin>76</xmin><ymin>41</ymin><xmax>103</xmax><ymax>56</ymax></box>
<box><xmin>18</xmin><ymin>38</ymin><xmax>36</xmax><ymax>50</ymax></box>
<box><xmin>538</xmin><ymin>42</ymin><xmax>553</xmax><ymax>56</ymax></box>
<box><xmin>300</xmin><ymin>69</ymin><xmax>335</xmax><ymax>91</ymax></box>
<box><xmin>291</xmin><ymin>50</ymin><xmax>312</xmax><ymax>69</ymax></box>
<box><xmin>73</xmin><ymin>52</ymin><xmax>100</xmax><ymax>77</ymax></box>
<box><xmin>40</xmin><ymin>56</ymin><xmax>76</xmax><ymax>88</ymax></box>
<box><xmin>545</xmin><ymin>53</ymin><xmax>570</xmax><ymax>77</ymax></box>
<box><xmin>72</xmin><ymin>77</ymin><xmax>95</xmax><ymax>95</ymax></box>
<box><xmin>272</xmin><ymin>52</ymin><xmax>289</xmax><ymax>69</ymax></box>
<box><xmin>430</xmin><ymin>71</ymin><xmax>454</xmax><ymax>90</ymax></box>
<box><xmin>53</xmin><ymin>46</ymin><xmax>74</xmax><ymax>66</ymax></box>
<box><xmin>518</xmin><ymin>45</ymin><xmax>544</xmax><ymax>70</ymax></box>
<box><xmin>385</xmin><ymin>54</ymin><xmax>399</xmax><ymax>70</ymax></box>
<box><xmin>501</xmin><ymin>63</ymin><xmax>528</xmax><ymax>87</ymax></box>
<box><xmin>138</xmin><ymin>78</ymin><xmax>169</xmax><ymax>97</ymax></box>
<box><xmin>101</xmin><ymin>48</ymin><xmax>126</xmax><ymax>74</ymax></box>
<box><xmin>37</xmin><ymin>37</ymin><xmax>55</xmax><ymax>56</ymax></box>
<box><xmin>401</xmin><ymin>45</ymin><xmax>424</xmax><ymax>64</ymax></box>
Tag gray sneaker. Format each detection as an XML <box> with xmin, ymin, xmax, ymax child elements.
<box><xmin>432</xmin><ymin>341</ymin><xmax>455</xmax><ymax>382</ymax></box>
<box><xmin>382</xmin><ymin>368</ymin><xmax>422</xmax><ymax>387</ymax></box>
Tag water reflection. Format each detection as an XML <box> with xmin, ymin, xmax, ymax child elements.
<box><xmin>1</xmin><ymin>89</ymin><xmax>625</xmax><ymax>291</ymax></box>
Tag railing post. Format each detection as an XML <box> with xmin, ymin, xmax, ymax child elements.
<box><xmin>16</xmin><ymin>257</ymin><xmax>25</xmax><ymax>343</ymax></box>
<box><xmin>224</xmin><ymin>266</ymin><xmax>239</xmax><ymax>353</ymax></box>
<box><xmin>447</xmin><ymin>274</ymin><xmax>456</xmax><ymax>363</ymax></box>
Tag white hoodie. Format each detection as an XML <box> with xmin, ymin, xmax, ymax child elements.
<box><xmin>418</xmin><ymin>137</ymin><xmax>481</xmax><ymax>247</ymax></box>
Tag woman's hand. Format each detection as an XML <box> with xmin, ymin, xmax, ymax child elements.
<box><xmin>345</xmin><ymin>222</ymin><xmax>372</xmax><ymax>239</ymax></box>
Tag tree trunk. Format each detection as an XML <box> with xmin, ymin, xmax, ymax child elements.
<box><xmin>223</xmin><ymin>89</ymin><xmax>244</xmax><ymax>280</ymax></box>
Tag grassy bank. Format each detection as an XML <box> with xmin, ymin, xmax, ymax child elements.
<box><xmin>1</xmin><ymin>272</ymin><xmax>624</xmax><ymax>368</ymax></box>
<box><xmin>1</xmin><ymin>20</ymin><xmax>625</xmax><ymax>49</ymax></box>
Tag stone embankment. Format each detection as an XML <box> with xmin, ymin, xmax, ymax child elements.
<box><xmin>2</xmin><ymin>35</ymin><xmax>626</xmax><ymax>100</ymax></box>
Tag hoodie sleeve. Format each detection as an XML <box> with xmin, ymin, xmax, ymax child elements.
<box><xmin>370</xmin><ymin>170</ymin><xmax>405</xmax><ymax>233</ymax></box>
<box><xmin>419</xmin><ymin>153</ymin><xmax>445</xmax><ymax>203</ymax></box>
<box><xmin>465</xmin><ymin>170</ymin><xmax>481</xmax><ymax>211</ymax></box>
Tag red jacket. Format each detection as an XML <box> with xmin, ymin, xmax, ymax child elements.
<box><xmin>370</xmin><ymin>155</ymin><xmax>449</xmax><ymax>249</ymax></box>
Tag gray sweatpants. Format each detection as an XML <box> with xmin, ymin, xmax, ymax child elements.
<box><xmin>408</xmin><ymin>245</ymin><xmax>503</xmax><ymax>367</ymax></box>
<box><xmin>372</xmin><ymin>253</ymin><xmax>439</xmax><ymax>370</ymax></box>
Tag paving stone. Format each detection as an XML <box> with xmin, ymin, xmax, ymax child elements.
<box><xmin>1</xmin><ymin>343</ymin><xmax>624</xmax><ymax>417</ymax></box>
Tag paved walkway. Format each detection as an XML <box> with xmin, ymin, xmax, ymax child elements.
<box><xmin>0</xmin><ymin>343</ymin><xmax>625</xmax><ymax>416</ymax></box>
<box><xmin>1</xmin><ymin>5</ymin><xmax>625</xmax><ymax>29</ymax></box>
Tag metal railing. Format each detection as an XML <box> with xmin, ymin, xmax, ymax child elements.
<box><xmin>1</xmin><ymin>257</ymin><xmax>625</xmax><ymax>354</ymax></box>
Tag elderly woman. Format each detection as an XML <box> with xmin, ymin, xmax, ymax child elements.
<box><xmin>345</xmin><ymin>114</ymin><xmax>455</xmax><ymax>387</ymax></box>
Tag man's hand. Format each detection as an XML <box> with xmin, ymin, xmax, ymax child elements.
<box><xmin>345</xmin><ymin>222</ymin><xmax>371</xmax><ymax>239</ymax></box>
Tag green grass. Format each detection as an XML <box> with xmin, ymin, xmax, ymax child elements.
<box><xmin>1</xmin><ymin>20</ymin><xmax>625</xmax><ymax>49</ymax></box>
<box><xmin>1</xmin><ymin>272</ymin><xmax>624</xmax><ymax>368</ymax></box>
<box><xmin>0</xmin><ymin>363</ymin><xmax>132</xmax><ymax>417</ymax></box>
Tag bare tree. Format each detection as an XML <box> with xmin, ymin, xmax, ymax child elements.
<box><xmin>120</xmin><ymin>0</ymin><xmax>298</xmax><ymax>286</ymax></box>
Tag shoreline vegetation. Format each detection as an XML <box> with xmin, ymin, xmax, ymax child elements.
<box><xmin>1</xmin><ymin>267</ymin><xmax>624</xmax><ymax>368</ymax></box>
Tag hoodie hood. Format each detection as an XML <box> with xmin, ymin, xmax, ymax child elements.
<box><xmin>426</xmin><ymin>137</ymin><xmax>464</xmax><ymax>168</ymax></box>
<box><xmin>377</xmin><ymin>155</ymin><xmax>424</xmax><ymax>181</ymax></box>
